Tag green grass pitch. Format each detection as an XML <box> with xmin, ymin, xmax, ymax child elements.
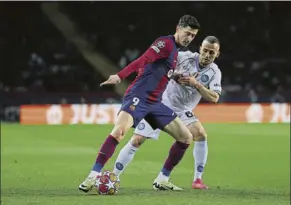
<box><xmin>1</xmin><ymin>123</ymin><xmax>290</xmax><ymax>205</ymax></box>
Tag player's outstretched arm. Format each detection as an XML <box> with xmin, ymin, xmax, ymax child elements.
<box><xmin>100</xmin><ymin>74</ymin><xmax>121</xmax><ymax>87</ymax></box>
<box><xmin>116</xmin><ymin>38</ymin><xmax>174</xmax><ymax>80</ymax></box>
<box><xmin>101</xmin><ymin>37</ymin><xmax>174</xmax><ymax>87</ymax></box>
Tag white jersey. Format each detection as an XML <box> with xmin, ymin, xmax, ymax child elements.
<box><xmin>134</xmin><ymin>51</ymin><xmax>222</xmax><ymax>139</ymax></box>
<box><xmin>162</xmin><ymin>51</ymin><xmax>222</xmax><ymax>112</ymax></box>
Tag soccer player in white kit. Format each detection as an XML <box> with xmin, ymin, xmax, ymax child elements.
<box><xmin>113</xmin><ymin>36</ymin><xmax>222</xmax><ymax>190</ymax></box>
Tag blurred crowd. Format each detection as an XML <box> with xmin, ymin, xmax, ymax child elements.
<box><xmin>0</xmin><ymin>2</ymin><xmax>290</xmax><ymax>104</ymax></box>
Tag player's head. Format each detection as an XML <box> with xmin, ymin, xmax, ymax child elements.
<box><xmin>175</xmin><ymin>15</ymin><xmax>200</xmax><ymax>47</ymax></box>
<box><xmin>199</xmin><ymin>36</ymin><xmax>220</xmax><ymax>66</ymax></box>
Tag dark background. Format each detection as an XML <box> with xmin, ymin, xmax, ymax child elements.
<box><xmin>0</xmin><ymin>1</ymin><xmax>290</xmax><ymax>121</ymax></box>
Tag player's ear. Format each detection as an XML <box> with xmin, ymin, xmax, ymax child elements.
<box><xmin>216</xmin><ymin>50</ymin><xmax>220</xmax><ymax>58</ymax></box>
<box><xmin>199</xmin><ymin>46</ymin><xmax>202</xmax><ymax>53</ymax></box>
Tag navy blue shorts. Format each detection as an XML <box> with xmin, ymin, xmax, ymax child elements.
<box><xmin>120</xmin><ymin>94</ymin><xmax>177</xmax><ymax>129</ymax></box>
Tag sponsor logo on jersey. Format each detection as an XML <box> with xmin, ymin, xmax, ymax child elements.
<box><xmin>151</xmin><ymin>46</ymin><xmax>160</xmax><ymax>53</ymax></box>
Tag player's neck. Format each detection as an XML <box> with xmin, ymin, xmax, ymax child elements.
<box><xmin>173</xmin><ymin>34</ymin><xmax>183</xmax><ymax>49</ymax></box>
<box><xmin>198</xmin><ymin>61</ymin><xmax>207</xmax><ymax>69</ymax></box>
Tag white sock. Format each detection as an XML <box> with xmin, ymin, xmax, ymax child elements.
<box><xmin>88</xmin><ymin>170</ymin><xmax>100</xmax><ymax>178</ymax></box>
<box><xmin>156</xmin><ymin>172</ymin><xmax>169</xmax><ymax>182</ymax></box>
<box><xmin>193</xmin><ymin>141</ymin><xmax>208</xmax><ymax>181</ymax></box>
<box><xmin>112</xmin><ymin>140</ymin><xmax>138</xmax><ymax>177</ymax></box>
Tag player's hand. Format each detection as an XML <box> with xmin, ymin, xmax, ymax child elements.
<box><xmin>172</xmin><ymin>73</ymin><xmax>183</xmax><ymax>82</ymax></box>
<box><xmin>178</xmin><ymin>73</ymin><xmax>199</xmax><ymax>87</ymax></box>
<box><xmin>100</xmin><ymin>74</ymin><xmax>121</xmax><ymax>87</ymax></box>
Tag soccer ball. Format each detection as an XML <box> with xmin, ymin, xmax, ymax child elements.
<box><xmin>95</xmin><ymin>171</ymin><xmax>120</xmax><ymax>195</ymax></box>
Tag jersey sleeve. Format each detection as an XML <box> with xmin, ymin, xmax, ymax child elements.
<box><xmin>117</xmin><ymin>37</ymin><xmax>174</xmax><ymax>79</ymax></box>
<box><xmin>174</xmin><ymin>51</ymin><xmax>197</xmax><ymax>75</ymax></box>
<box><xmin>177</xmin><ymin>51</ymin><xmax>196</xmax><ymax>62</ymax></box>
<box><xmin>209</xmin><ymin>69</ymin><xmax>222</xmax><ymax>95</ymax></box>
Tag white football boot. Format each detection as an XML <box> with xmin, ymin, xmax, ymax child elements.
<box><xmin>152</xmin><ymin>178</ymin><xmax>183</xmax><ymax>191</ymax></box>
<box><xmin>79</xmin><ymin>176</ymin><xmax>97</xmax><ymax>193</ymax></box>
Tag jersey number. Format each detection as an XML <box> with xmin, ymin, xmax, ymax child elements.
<box><xmin>185</xmin><ymin>111</ymin><xmax>194</xmax><ymax>118</ymax></box>
<box><xmin>132</xmin><ymin>97</ymin><xmax>140</xmax><ymax>106</ymax></box>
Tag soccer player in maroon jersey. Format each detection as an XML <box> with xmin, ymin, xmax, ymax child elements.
<box><xmin>79</xmin><ymin>15</ymin><xmax>200</xmax><ymax>192</ymax></box>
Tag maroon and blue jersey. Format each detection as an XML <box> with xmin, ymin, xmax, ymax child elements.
<box><xmin>118</xmin><ymin>35</ymin><xmax>178</xmax><ymax>103</ymax></box>
<box><xmin>117</xmin><ymin>35</ymin><xmax>179</xmax><ymax>129</ymax></box>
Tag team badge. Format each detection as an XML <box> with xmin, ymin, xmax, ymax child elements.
<box><xmin>197</xmin><ymin>165</ymin><xmax>204</xmax><ymax>172</ymax></box>
<box><xmin>138</xmin><ymin>122</ymin><xmax>145</xmax><ymax>130</ymax></box>
<box><xmin>151</xmin><ymin>40</ymin><xmax>166</xmax><ymax>53</ymax></box>
<box><xmin>115</xmin><ymin>162</ymin><xmax>124</xmax><ymax>171</ymax></box>
<box><xmin>201</xmin><ymin>75</ymin><xmax>209</xmax><ymax>83</ymax></box>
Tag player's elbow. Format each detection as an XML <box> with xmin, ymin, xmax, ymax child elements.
<box><xmin>211</xmin><ymin>95</ymin><xmax>219</xmax><ymax>103</ymax></box>
<box><xmin>212</xmin><ymin>98</ymin><xmax>219</xmax><ymax>103</ymax></box>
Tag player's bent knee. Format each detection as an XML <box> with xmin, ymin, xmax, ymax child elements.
<box><xmin>179</xmin><ymin>135</ymin><xmax>192</xmax><ymax>144</ymax></box>
<box><xmin>111</xmin><ymin>111</ymin><xmax>134</xmax><ymax>139</ymax></box>
<box><xmin>110</xmin><ymin>126</ymin><xmax>128</xmax><ymax>142</ymax></box>
<box><xmin>164</xmin><ymin>117</ymin><xmax>192</xmax><ymax>144</ymax></box>
<box><xmin>176</xmin><ymin>129</ymin><xmax>193</xmax><ymax>144</ymax></box>
<box><xmin>193</xmin><ymin>129</ymin><xmax>207</xmax><ymax>141</ymax></box>
<box><xmin>188</xmin><ymin>122</ymin><xmax>207</xmax><ymax>142</ymax></box>
<box><xmin>130</xmin><ymin>134</ymin><xmax>146</xmax><ymax>148</ymax></box>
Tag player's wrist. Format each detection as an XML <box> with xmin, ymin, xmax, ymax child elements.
<box><xmin>116</xmin><ymin>73</ymin><xmax>123</xmax><ymax>80</ymax></box>
<box><xmin>193</xmin><ymin>82</ymin><xmax>202</xmax><ymax>89</ymax></box>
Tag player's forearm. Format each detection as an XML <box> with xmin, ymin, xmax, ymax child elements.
<box><xmin>117</xmin><ymin>48</ymin><xmax>164</xmax><ymax>79</ymax></box>
<box><xmin>195</xmin><ymin>83</ymin><xmax>219</xmax><ymax>103</ymax></box>
<box><xmin>117</xmin><ymin>57</ymin><xmax>144</xmax><ymax>79</ymax></box>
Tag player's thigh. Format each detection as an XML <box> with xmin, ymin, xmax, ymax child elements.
<box><xmin>110</xmin><ymin>111</ymin><xmax>134</xmax><ymax>141</ymax></box>
<box><xmin>177</xmin><ymin>110</ymin><xmax>199</xmax><ymax>128</ymax></box>
<box><xmin>119</xmin><ymin>95</ymin><xmax>150</xmax><ymax>127</ymax></box>
<box><xmin>177</xmin><ymin>110</ymin><xmax>207</xmax><ymax>141</ymax></box>
<box><xmin>186</xmin><ymin>121</ymin><xmax>207</xmax><ymax>141</ymax></box>
<box><xmin>148</xmin><ymin>103</ymin><xmax>192</xmax><ymax>144</ymax></box>
<box><xmin>134</xmin><ymin>119</ymin><xmax>161</xmax><ymax>141</ymax></box>
<box><xmin>112</xmin><ymin>95</ymin><xmax>149</xmax><ymax>141</ymax></box>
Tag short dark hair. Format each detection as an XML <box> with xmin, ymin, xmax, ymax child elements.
<box><xmin>178</xmin><ymin>15</ymin><xmax>200</xmax><ymax>30</ymax></box>
<box><xmin>204</xmin><ymin>36</ymin><xmax>220</xmax><ymax>45</ymax></box>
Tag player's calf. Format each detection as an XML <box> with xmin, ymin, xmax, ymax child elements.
<box><xmin>187</xmin><ymin>121</ymin><xmax>209</xmax><ymax>186</ymax></box>
<box><xmin>93</xmin><ymin>112</ymin><xmax>133</xmax><ymax>171</ymax></box>
<box><xmin>79</xmin><ymin>111</ymin><xmax>134</xmax><ymax>192</ymax></box>
<box><xmin>112</xmin><ymin>134</ymin><xmax>147</xmax><ymax>177</ymax></box>
<box><xmin>154</xmin><ymin>117</ymin><xmax>192</xmax><ymax>183</ymax></box>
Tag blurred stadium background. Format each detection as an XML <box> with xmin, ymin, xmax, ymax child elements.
<box><xmin>1</xmin><ymin>2</ymin><xmax>290</xmax><ymax>205</ymax></box>
<box><xmin>0</xmin><ymin>1</ymin><xmax>290</xmax><ymax>122</ymax></box>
